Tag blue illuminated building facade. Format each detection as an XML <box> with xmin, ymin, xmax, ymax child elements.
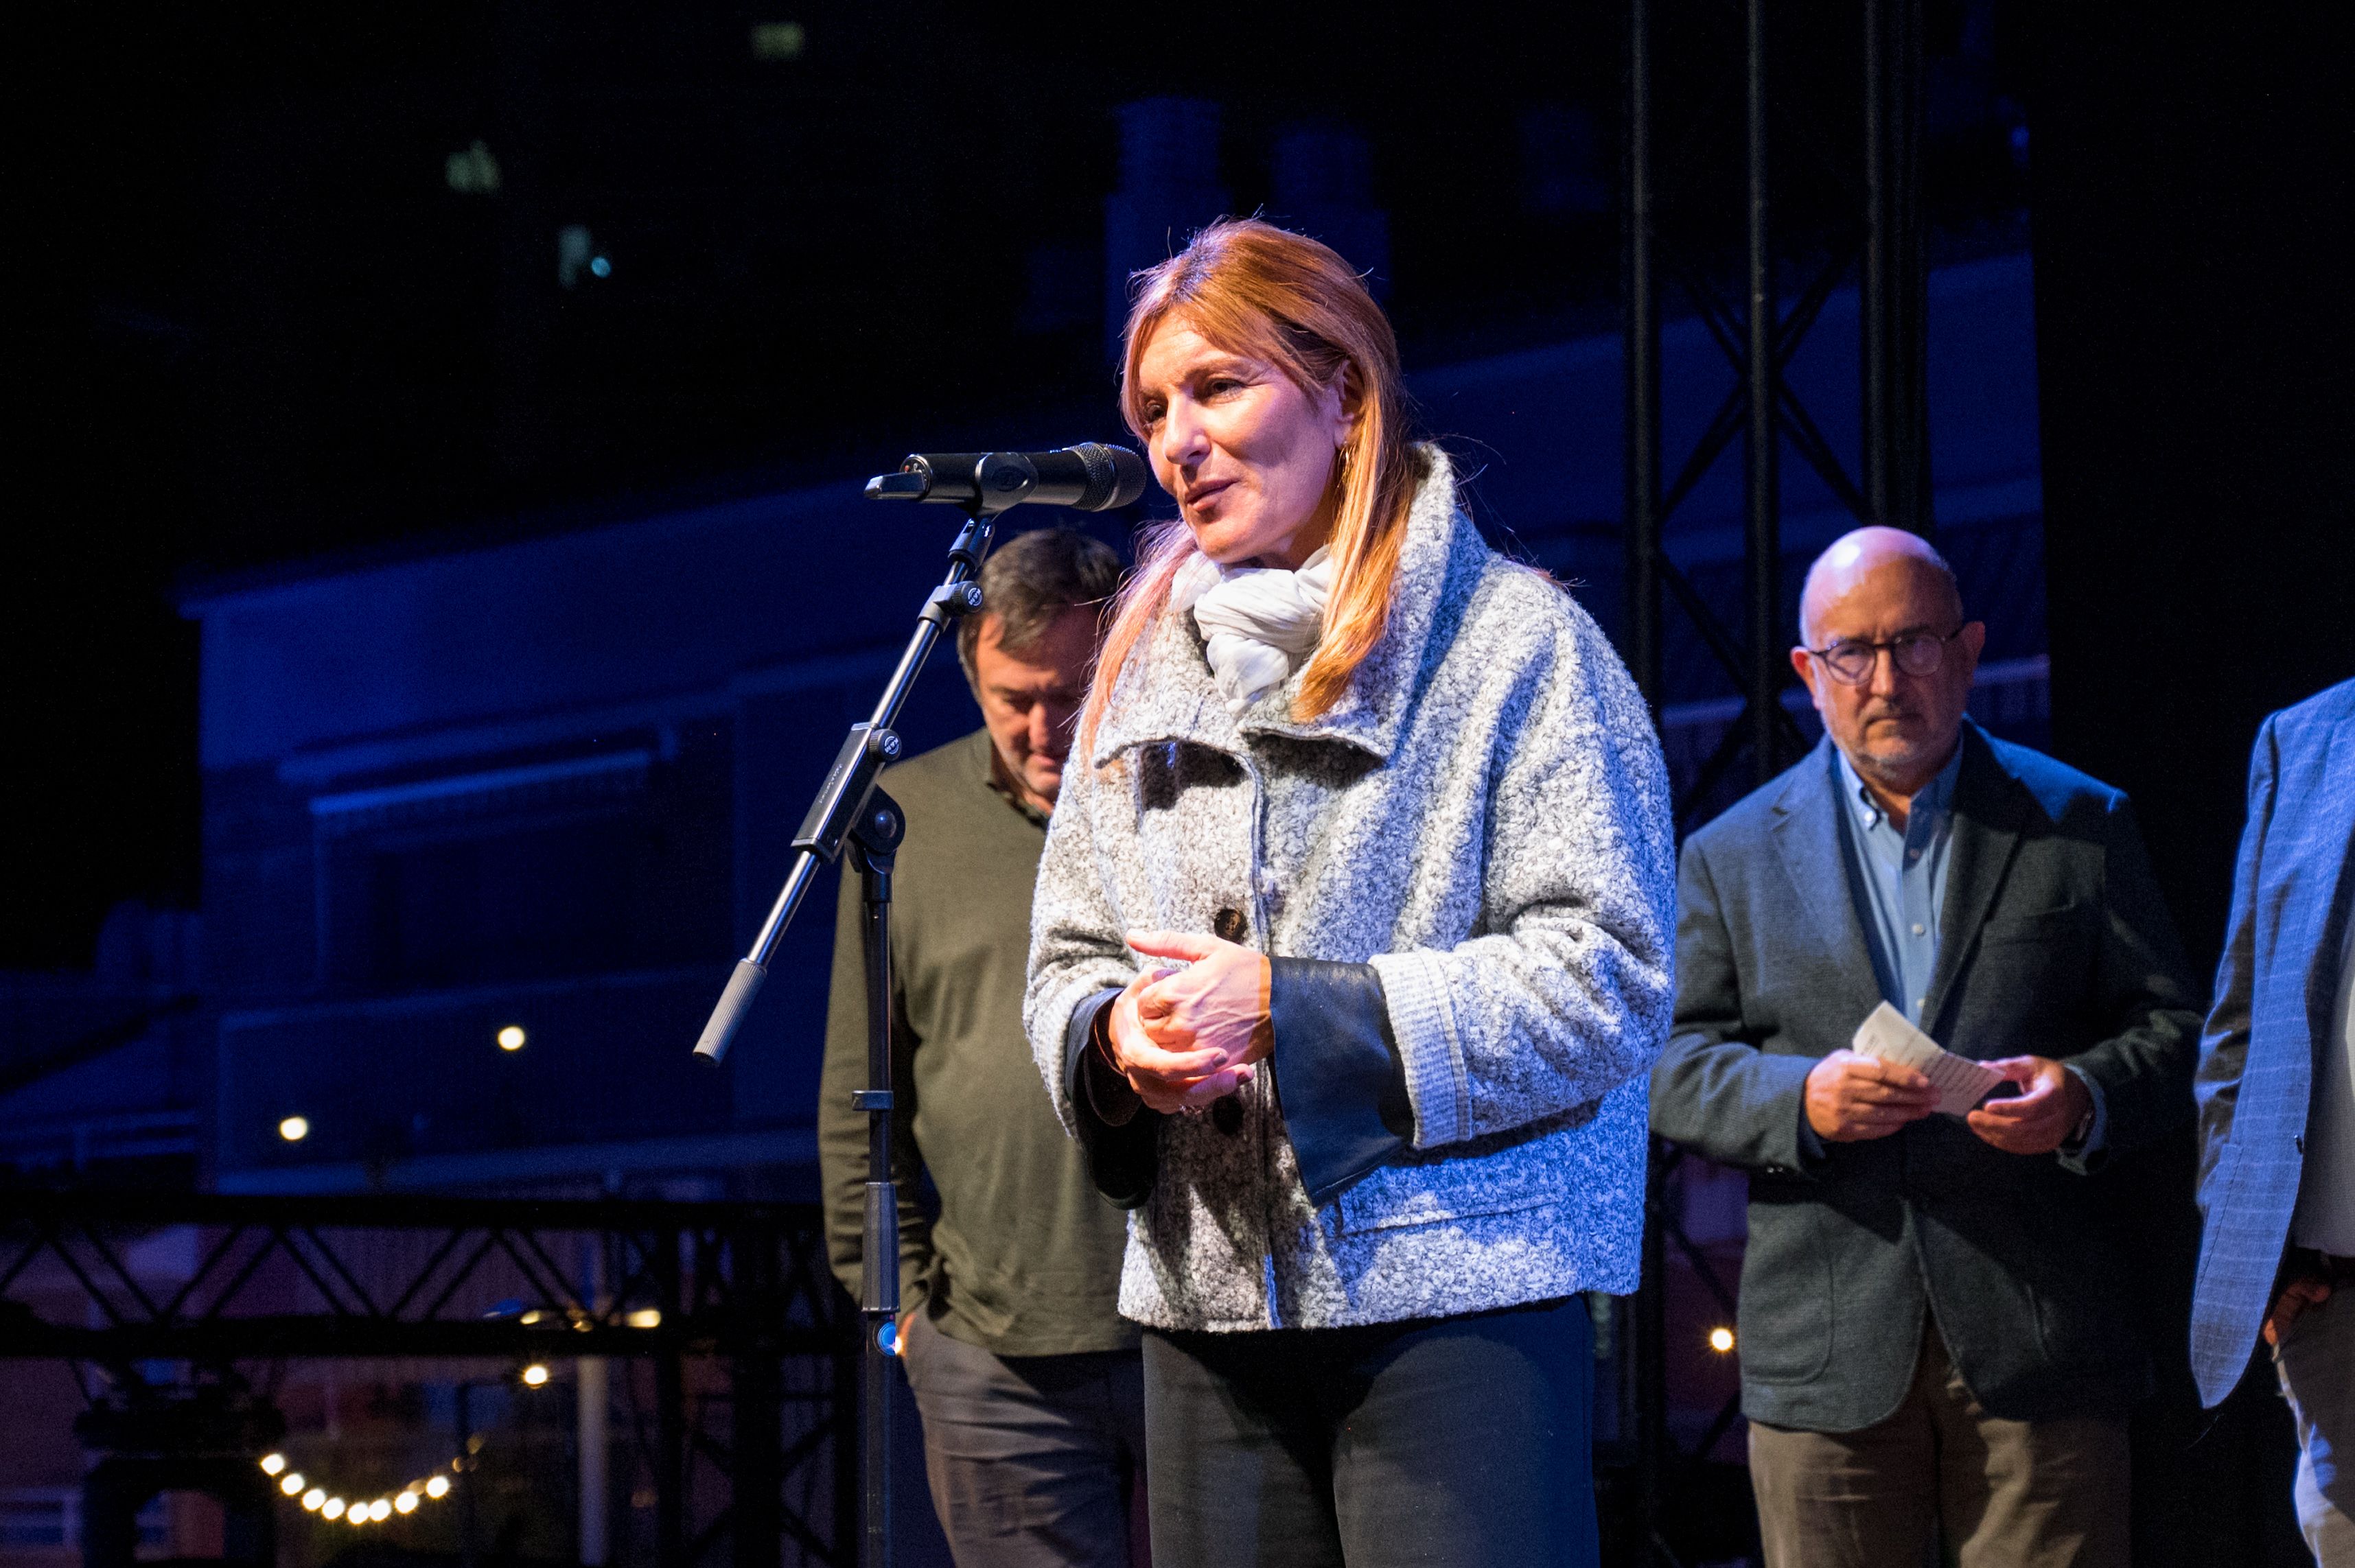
<box><xmin>167</xmin><ymin>251</ymin><xmax>2048</xmax><ymax>1198</ymax></box>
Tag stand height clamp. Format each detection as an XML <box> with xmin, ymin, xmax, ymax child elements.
<box><xmin>922</xmin><ymin>581</ymin><xmax>985</xmax><ymax>629</ymax></box>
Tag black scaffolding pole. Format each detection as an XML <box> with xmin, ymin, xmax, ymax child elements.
<box><xmin>1622</xmin><ymin>0</ymin><xmax>1930</xmax><ymax>1557</ymax></box>
<box><xmin>1743</xmin><ymin>0</ymin><xmax>1782</xmax><ymax>790</ymax></box>
<box><xmin>1625</xmin><ymin>0</ymin><xmax>1664</xmax><ymax>715</ymax></box>
<box><xmin>1622</xmin><ymin>0</ymin><xmax>1671</xmax><ymax>1556</ymax></box>
<box><xmin>1863</xmin><ymin>0</ymin><xmax>1931</xmax><ymax>537</ymax></box>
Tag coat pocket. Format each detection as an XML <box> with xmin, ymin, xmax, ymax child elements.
<box><xmin>1735</xmin><ymin>1200</ymin><xmax>1834</xmax><ymax>1385</ymax></box>
<box><xmin>1333</xmin><ymin>1151</ymin><xmax>1562</xmax><ymax>1237</ymax></box>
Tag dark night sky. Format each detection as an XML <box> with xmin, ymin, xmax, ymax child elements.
<box><xmin>10</xmin><ymin>1</ymin><xmax>2034</xmax><ymax>968</ymax></box>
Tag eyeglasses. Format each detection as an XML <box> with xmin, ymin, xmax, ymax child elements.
<box><xmin>1805</xmin><ymin>627</ymin><xmax>1966</xmax><ymax>687</ymax></box>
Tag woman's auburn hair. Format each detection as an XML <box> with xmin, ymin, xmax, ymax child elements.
<box><xmin>1080</xmin><ymin>218</ymin><xmax>1428</xmax><ymax>753</ymax></box>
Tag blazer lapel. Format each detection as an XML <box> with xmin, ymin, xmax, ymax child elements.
<box><xmin>1770</xmin><ymin>739</ymin><xmax>1886</xmax><ymax>1026</ymax></box>
<box><xmin>1921</xmin><ymin>724</ymin><xmax>2027</xmax><ymax>1033</ymax></box>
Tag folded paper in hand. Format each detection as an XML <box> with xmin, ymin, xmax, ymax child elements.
<box><xmin>1851</xmin><ymin>1002</ymin><xmax>2006</xmax><ymax>1116</ymax></box>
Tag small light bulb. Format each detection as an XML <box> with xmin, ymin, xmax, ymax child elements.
<box><xmin>280</xmin><ymin>1474</ymin><xmax>304</xmax><ymax>1496</ymax></box>
<box><xmin>259</xmin><ymin>1453</ymin><xmax>287</xmax><ymax>1475</ymax></box>
<box><xmin>425</xmin><ymin>1476</ymin><xmax>451</xmax><ymax>1499</ymax></box>
<box><xmin>521</xmin><ymin>1363</ymin><xmax>550</xmax><ymax>1387</ymax></box>
<box><xmin>496</xmin><ymin>1025</ymin><xmax>526</xmax><ymax>1051</ymax></box>
<box><xmin>368</xmin><ymin>1500</ymin><xmax>391</xmax><ymax>1522</ymax></box>
<box><xmin>278</xmin><ymin>1116</ymin><xmax>309</xmax><ymax>1142</ymax></box>
<box><xmin>625</xmin><ymin>1307</ymin><xmax>661</xmax><ymax>1329</ymax></box>
<box><xmin>302</xmin><ymin>1490</ymin><xmax>325</xmax><ymax>1512</ymax></box>
<box><xmin>1708</xmin><ymin>1326</ymin><xmax>1737</xmax><ymax>1354</ymax></box>
<box><xmin>349</xmin><ymin>1505</ymin><xmax>369</xmax><ymax>1527</ymax></box>
<box><xmin>322</xmin><ymin>1499</ymin><xmax>345</xmax><ymax>1520</ymax></box>
<box><xmin>395</xmin><ymin>1493</ymin><xmax>419</xmax><ymax>1514</ymax></box>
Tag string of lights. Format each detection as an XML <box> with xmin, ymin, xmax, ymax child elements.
<box><xmin>255</xmin><ymin>1359</ymin><xmax>559</xmax><ymax>1527</ymax></box>
<box><xmin>259</xmin><ymin>1441</ymin><xmax>461</xmax><ymax>1528</ymax></box>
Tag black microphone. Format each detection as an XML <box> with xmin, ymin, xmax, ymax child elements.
<box><xmin>864</xmin><ymin>443</ymin><xmax>1148</xmax><ymax>513</ymax></box>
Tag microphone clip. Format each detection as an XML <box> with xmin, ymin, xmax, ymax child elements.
<box><xmin>863</xmin><ymin>443</ymin><xmax>1146</xmax><ymax>515</ymax></box>
<box><xmin>863</xmin><ymin>452</ymin><xmax>1046</xmax><ymax>516</ymax></box>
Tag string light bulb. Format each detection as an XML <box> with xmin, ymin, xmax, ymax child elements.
<box><xmin>520</xmin><ymin>1363</ymin><xmax>550</xmax><ymax>1387</ymax></box>
<box><xmin>259</xmin><ymin>1454</ymin><xmax>287</xmax><ymax>1476</ymax></box>
<box><xmin>1707</xmin><ymin>1326</ymin><xmax>1736</xmax><ymax>1354</ymax></box>
<box><xmin>279</xmin><ymin>1455</ymin><xmax>467</xmax><ymax>1521</ymax></box>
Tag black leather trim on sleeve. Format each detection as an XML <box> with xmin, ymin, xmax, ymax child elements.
<box><xmin>1063</xmin><ymin>987</ymin><xmax>1160</xmax><ymax>1209</ymax></box>
<box><xmin>1268</xmin><ymin>957</ymin><xmax>1411</xmax><ymax>1206</ymax></box>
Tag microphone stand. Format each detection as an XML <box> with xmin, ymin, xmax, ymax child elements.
<box><xmin>691</xmin><ymin>498</ymin><xmax>1007</xmax><ymax>1568</ymax></box>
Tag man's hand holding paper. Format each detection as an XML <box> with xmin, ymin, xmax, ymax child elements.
<box><xmin>1843</xmin><ymin>1002</ymin><xmax>2086</xmax><ymax>1156</ymax></box>
<box><xmin>1804</xmin><ymin>1049</ymin><xmax>1941</xmax><ymax>1142</ymax></box>
<box><xmin>1851</xmin><ymin>1002</ymin><xmax>2006</xmax><ymax>1115</ymax></box>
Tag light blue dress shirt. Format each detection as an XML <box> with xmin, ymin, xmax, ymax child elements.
<box><xmin>1834</xmin><ymin>744</ymin><xmax>1958</xmax><ymax>1025</ymax></box>
<box><xmin>1830</xmin><ymin>742</ymin><xmax>2107</xmax><ymax>1156</ymax></box>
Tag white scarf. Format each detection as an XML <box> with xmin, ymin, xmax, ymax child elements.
<box><xmin>1169</xmin><ymin>546</ymin><xmax>1334</xmax><ymax>714</ymax></box>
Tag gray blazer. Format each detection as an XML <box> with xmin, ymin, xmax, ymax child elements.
<box><xmin>2190</xmin><ymin>677</ymin><xmax>2355</xmax><ymax>1407</ymax></box>
<box><xmin>1651</xmin><ymin>724</ymin><xmax>2201</xmax><ymax>1430</ymax></box>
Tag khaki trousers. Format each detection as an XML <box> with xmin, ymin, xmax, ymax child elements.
<box><xmin>1747</xmin><ymin>1324</ymin><xmax>2129</xmax><ymax>1568</ymax></box>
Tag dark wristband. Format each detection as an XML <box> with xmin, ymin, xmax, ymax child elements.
<box><xmin>1268</xmin><ymin>957</ymin><xmax>1411</xmax><ymax>1206</ymax></box>
<box><xmin>1062</xmin><ymin>986</ymin><xmax>1158</xmax><ymax>1208</ymax></box>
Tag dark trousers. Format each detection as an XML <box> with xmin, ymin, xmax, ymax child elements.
<box><xmin>901</xmin><ymin>1311</ymin><xmax>1148</xmax><ymax>1568</ymax></box>
<box><xmin>1140</xmin><ymin>1296</ymin><xmax>1599</xmax><ymax>1568</ymax></box>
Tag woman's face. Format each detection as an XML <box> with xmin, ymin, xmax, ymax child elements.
<box><xmin>1133</xmin><ymin>317</ymin><xmax>1352</xmax><ymax>570</ymax></box>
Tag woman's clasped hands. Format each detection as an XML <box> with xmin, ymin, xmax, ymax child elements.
<box><xmin>1102</xmin><ymin>930</ymin><xmax>1274</xmax><ymax>1114</ymax></box>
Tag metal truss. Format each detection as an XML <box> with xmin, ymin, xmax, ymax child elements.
<box><xmin>0</xmin><ymin>1190</ymin><xmax>855</xmax><ymax>1568</ymax></box>
<box><xmin>1626</xmin><ymin>0</ymin><xmax>1931</xmax><ymax>827</ymax></box>
<box><xmin>1623</xmin><ymin>1</ymin><xmax>1931</xmax><ymax>1563</ymax></box>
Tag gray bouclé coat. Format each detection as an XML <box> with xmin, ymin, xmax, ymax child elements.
<box><xmin>1025</xmin><ymin>451</ymin><xmax>1677</xmax><ymax>1333</ymax></box>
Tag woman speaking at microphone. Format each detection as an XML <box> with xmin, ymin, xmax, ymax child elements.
<box><xmin>1024</xmin><ymin>218</ymin><xmax>1675</xmax><ymax>1568</ymax></box>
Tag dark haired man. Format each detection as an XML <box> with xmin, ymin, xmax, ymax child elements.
<box><xmin>1651</xmin><ymin>526</ymin><xmax>2200</xmax><ymax>1567</ymax></box>
<box><xmin>818</xmin><ymin>527</ymin><xmax>1141</xmax><ymax>1567</ymax></box>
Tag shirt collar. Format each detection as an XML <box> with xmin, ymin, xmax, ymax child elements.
<box><xmin>1833</xmin><ymin>734</ymin><xmax>1963</xmax><ymax>832</ymax></box>
<box><xmin>981</xmin><ymin>734</ymin><xmax>1052</xmax><ymax>826</ymax></box>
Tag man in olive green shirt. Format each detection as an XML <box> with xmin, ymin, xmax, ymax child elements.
<box><xmin>819</xmin><ymin>528</ymin><xmax>1140</xmax><ymax>1567</ymax></box>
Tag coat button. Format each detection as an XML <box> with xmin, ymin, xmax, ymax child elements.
<box><xmin>1212</xmin><ymin>907</ymin><xmax>1249</xmax><ymax>944</ymax></box>
<box><xmin>1211</xmin><ymin>1094</ymin><xmax>1244</xmax><ymax>1135</ymax></box>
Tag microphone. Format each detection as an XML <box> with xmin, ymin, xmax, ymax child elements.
<box><xmin>865</xmin><ymin>443</ymin><xmax>1148</xmax><ymax>514</ymax></box>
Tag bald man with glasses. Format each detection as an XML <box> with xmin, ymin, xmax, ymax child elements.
<box><xmin>1651</xmin><ymin>527</ymin><xmax>2201</xmax><ymax>1567</ymax></box>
